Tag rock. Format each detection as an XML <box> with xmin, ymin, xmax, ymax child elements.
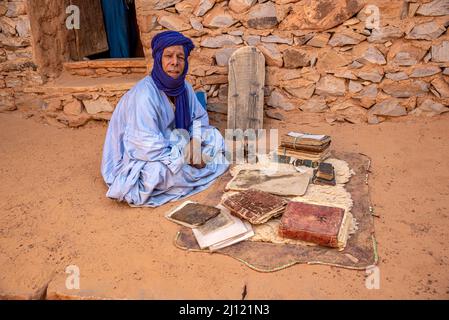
<box><xmin>410</xmin><ymin>65</ymin><xmax>441</xmax><ymax>78</ymax></box>
<box><xmin>200</xmin><ymin>74</ymin><xmax>228</xmax><ymax>85</ymax></box>
<box><xmin>190</xmin><ymin>17</ymin><xmax>204</xmax><ymax>31</ymax></box>
<box><xmin>228</xmin><ymin>30</ymin><xmax>244</xmax><ymax>36</ymax></box>
<box><xmin>354</xmin><ymin>83</ymin><xmax>377</xmax><ymax>99</ymax></box>
<box><xmin>340</xmin><ymin>106</ymin><xmax>368</xmax><ymax>124</ymax></box>
<box><xmin>247</xmin><ymin>2</ymin><xmax>279</xmax><ymax>29</ymax></box>
<box><xmin>243</xmin><ymin>35</ymin><xmax>261</xmax><ymax>46</ymax></box>
<box><xmin>200</xmin><ymin>35</ymin><xmax>243</xmax><ymax>48</ymax></box>
<box><xmin>257</xmin><ymin>43</ymin><xmax>283</xmax><ymax>67</ymax></box>
<box><xmin>265</xmin><ymin>108</ymin><xmax>285</xmax><ymax>121</ymax></box>
<box><xmin>367</xmin><ymin>114</ymin><xmax>381</xmax><ymax>124</ymax></box>
<box><xmin>215</xmin><ymin>47</ymin><xmax>239</xmax><ymax>66</ymax></box>
<box><xmin>367</xmin><ymin>26</ymin><xmax>404</xmax><ymax>43</ymax></box>
<box><xmin>56</xmin><ymin>113</ymin><xmax>91</xmax><ymax>127</ymax></box>
<box><xmin>299</xmin><ymin>96</ymin><xmax>328</xmax><ymax>112</ymax></box>
<box><xmin>411</xmin><ymin>99</ymin><xmax>449</xmax><ymax>116</ymax></box>
<box><xmin>357</xmin><ymin>69</ymin><xmax>384</xmax><ymax>83</ymax></box>
<box><xmin>203</xmin><ymin>6</ymin><xmax>237</xmax><ymax>28</ymax></box>
<box><xmin>349</xmin><ymin>80</ymin><xmax>363</xmax><ymax>93</ymax></box>
<box><xmin>416</xmin><ymin>0</ymin><xmax>449</xmax><ymax>16</ymax></box>
<box><xmin>279</xmin><ymin>0</ymin><xmax>364</xmax><ymax>31</ymax></box>
<box><xmin>343</xmin><ymin>17</ymin><xmax>360</xmax><ymax>26</ymax></box>
<box><xmin>0</xmin><ymin>3</ymin><xmax>6</xmax><ymax>16</ymax></box>
<box><xmin>194</xmin><ymin>0</ymin><xmax>215</xmax><ymax>16</ymax></box>
<box><xmin>408</xmin><ymin>2</ymin><xmax>420</xmax><ymax>17</ymax></box>
<box><xmin>306</xmin><ymin>33</ymin><xmax>331</xmax><ymax>48</ymax></box>
<box><xmin>328</xmin><ymin>29</ymin><xmax>366</xmax><ymax>47</ymax></box>
<box><xmin>349</xmin><ymin>60</ymin><xmax>364</xmax><ymax>69</ymax></box>
<box><xmin>267</xmin><ymin>89</ymin><xmax>296</xmax><ymax>110</ymax></box>
<box><xmin>385</xmin><ymin>71</ymin><xmax>409</xmax><ymax>81</ymax></box>
<box><xmin>316</xmin><ymin>50</ymin><xmax>351</xmax><ymax>71</ymax></box>
<box><xmin>138</xmin><ymin>15</ymin><xmax>158</xmax><ymax>33</ymax></box>
<box><xmin>283</xmin><ymin>79</ymin><xmax>315</xmax><ymax>99</ymax></box>
<box><xmin>381</xmin><ymin>80</ymin><xmax>429</xmax><ymax>98</ymax></box>
<box><xmin>444</xmin><ymin>68</ymin><xmax>449</xmax><ymax>75</ymax></box>
<box><xmin>154</xmin><ymin>0</ymin><xmax>182</xmax><ymax>9</ymax></box>
<box><xmin>175</xmin><ymin>0</ymin><xmax>197</xmax><ymax>14</ymax></box>
<box><xmin>0</xmin><ymin>16</ymin><xmax>16</xmax><ymax>36</ymax></box>
<box><xmin>63</xmin><ymin>100</ymin><xmax>83</xmax><ymax>116</ymax></box>
<box><xmin>390</xmin><ymin>44</ymin><xmax>427</xmax><ymax>66</ymax></box>
<box><xmin>261</xmin><ymin>35</ymin><xmax>293</xmax><ymax>45</ymax></box>
<box><xmin>431</xmin><ymin>77</ymin><xmax>449</xmax><ymax>98</ymax></box>
<box><xmin>158</xmin><ymin>15</ymin><xmax>191</xmax><ymax>31</ymax></box>
<box><xmin>370</xmin><ymin>98</ymin><xmax>407</xmax><ymax>117</ymax></box>
<box><xmin>405</xmin><ymin>21</ymin><xmax>446</xmax><ymax>40</ymax></box>
<box><xmin>333</xmin><ymin>70</ymin><xmax>357</xmax><ymax>80</ymax></box>
<box><xmin>431</xmin><ymin>41</ymin><xmax>449</xmax><ymax>63</ymax></box>
<box><xmin>229</xmin><ymin>0</ymin><xmax>257</xmax><ymax>13</ymax></box>
<box><xmin>315</xmin><ymin>75</ymin><xmax>346</xmax><ymax>97</ymax></box>
<box><xmin>83</xmin><ymin>98</ymin><xmax>114</xmax><ymax>115</ymax></box>
<box><xmin>0</xmin><ymin>94</ymin><xmax>16</xmax><ymax>112</ymax></box>
<box><xmin>359</xmin><ymin>46</ymin><xmax>386</xmax><ymax>65</ymax></box>
<box><xmin>295</xmin><ymin>33</ymin><xmax>315</xmax><ymax>45</ymax></box>
<box><xmin>6</xmin><ymin>2</ymin><xmax>27</xmax><ymax>17</ymax></box>
<box><xmin>283</xmin><ymin>48</ymin><xmax>311</xmax><ymax>68</ymax></box>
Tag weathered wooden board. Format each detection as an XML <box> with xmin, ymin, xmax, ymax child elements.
<box><xmin>71</xmin><ymin>0</ymin><xmax>109</xmax><ymax>59</ymax></box>
<box><xmin>227</xmin><ymin>46</ymin><xmax>265</xmax><ymax>131</ymax></box>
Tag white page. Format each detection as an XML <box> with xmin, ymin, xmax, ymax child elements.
<box><xmin>287</xmin><ymin>131</ymin><xmax>326</xmax><ymax>140</ymax></box>
<box><xmin>192</xmin><ymin>208</ymin><xmax>249</xmax><ymax>249</ymax></box>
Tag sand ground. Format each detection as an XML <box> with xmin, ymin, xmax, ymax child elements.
<box><xmin>0</xmin><ymin>110</ymin><xmax>448</xmax><ymax>299</ymax></box>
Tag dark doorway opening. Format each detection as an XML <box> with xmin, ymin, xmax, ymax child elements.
<box><xmin>89</xmin><ymin>0</ymin><xmax>144</xmax><ymax>59</ymax></box>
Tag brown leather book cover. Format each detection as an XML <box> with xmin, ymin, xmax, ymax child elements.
<box><xmin>221</xmin><ymin>189</ymin><xmax>288</xmax><ymax>224</ymax></box>
<box><xmin>169</xmin><ymin>203</ymin><xmax>220</xmax><ymax>227</ymax></box>
<box><xmin>280</xmin><ymin>141</ymin><xmax>331</xmax><ymax>152</ymax></box>
<box><xmin>278</xmin><ymin>202</ymin><xmax>345</xmax><ymax>248</ymax></box>
<box><xmin>316</xmin><ymin>162</ymin><xmax>335</xmax><ymax>180</ymax></box>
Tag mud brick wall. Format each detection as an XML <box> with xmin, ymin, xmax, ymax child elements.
<box><xmin>135</xmin><ymin>0</ymin><xmax>449</xmax><ymax>124</ymax></box>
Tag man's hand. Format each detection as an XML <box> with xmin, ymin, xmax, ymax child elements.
<box><xmin>185</xmin><ymin>137</ymin><xmax>206</xmax><ymax>169</ymax></box>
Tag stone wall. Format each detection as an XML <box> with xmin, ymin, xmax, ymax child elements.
<box><xmin>0</xmin><ymin>0</ymin><xmax>45</xmax><ymax>112</ymax></box>
<box><xmin>135</xmin><ymin>0</ymin><xmax>449</xmax><ymax>123</ymax></box>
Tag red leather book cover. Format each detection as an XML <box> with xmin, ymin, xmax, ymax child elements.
<box><xmin>278</xmin><ymin>201</ymin><xmax>345</xmax><ymax>248</ymax></box>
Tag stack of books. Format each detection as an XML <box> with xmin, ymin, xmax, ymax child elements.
<box><xmin>278</xmin><ymin>131</ymin><xmax>331</xmax><ymax>162</ymax></box>
<box><xmin>166</xmin><ymin>201</ymin><xmax>254</xmax><ymax>251</ymax></box>
<box><xmin>312</xmin><ymin>162</ymin><xmax>336</xmax><ymax>186</ymax></box>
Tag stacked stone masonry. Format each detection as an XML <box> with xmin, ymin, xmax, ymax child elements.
<box><xmin>135</xmin><ymin>0</ymin><xmax>449</xmax><ymax>124</ymax></box>
<box><xmin>1</xmin><ymin>0</ymin><xmax>449</xmax><ymax>126</ymax></box>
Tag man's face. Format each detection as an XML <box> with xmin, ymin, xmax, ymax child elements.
<box><xmin>161</xmin><ymin>45</ymin><xmax>185</xmax><ymax>79</ymax></box>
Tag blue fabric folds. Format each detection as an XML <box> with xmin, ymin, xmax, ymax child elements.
<box><xmin>101</xmin><ymin>76</ymin><xmax>229</xmax><ymax>207</ymax></box>
<box><xmin>101</xmin><ymin>0</ymin><xmax>131</xmax><ymax>58</ymax></box>
<box><xmin>150</xmin><ymin>31</ymin><xmax>195</xmax><ymax>130</ymax></box>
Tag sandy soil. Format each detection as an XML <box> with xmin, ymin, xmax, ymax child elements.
<box><xmin>0</xmin><ymin>109</ymin><xmax>448</xmax><ymax>299</ymax></box>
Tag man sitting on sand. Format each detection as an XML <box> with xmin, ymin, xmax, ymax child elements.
<box><xmin>101</xmin><ymin>31</ymin><xmax>229</xmax><ymax>207</ymax></box>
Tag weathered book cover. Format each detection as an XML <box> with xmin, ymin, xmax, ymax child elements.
<box><xmin>166</xmin><ymin>201</ymin><xmax>221</xmax><ymax>228</ymax></box>
<box><xmin>221</xmin><ymin>189</ymin><xmax>288</xmax><ymax>224</ymax></box>
<box><xmin>316</xmin><ymin>162</ymin><xmax>335</xmax><ymax>180</ymax></box>
<box><xmin>278</xmin><ymin>201</ymin><xmax>345</xmax><ymax>248</ymax></box>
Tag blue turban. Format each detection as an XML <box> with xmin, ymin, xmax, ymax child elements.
<box><xmin>151</xmin><ymin>31</ymin><xmax>195</xmax><ymax>130</ymax></box>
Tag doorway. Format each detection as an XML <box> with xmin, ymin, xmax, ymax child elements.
<box><xmin>71</xmin><ymin>0</ymin><xmax>144</xmax><ymax>60</ymax></box>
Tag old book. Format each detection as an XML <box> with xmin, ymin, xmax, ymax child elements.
<box><xmin>165</xmin><ymin>201</ymin><xmax>221</xmax><ymax>228</ymax></box>
<box><xmin>221</xmin><ymin>189</ymin><xmax>289</xmax><ymax>224</ymax></box>
<box><xmin>312</xmin><ymin>175</ymin><xmax>337</xmax><ymax>186</ymax></box>
<box><xmin>278</xmin><ymin>201</ymin><xmax>350</xmax><ymax>249</ymax></box>
<box><xmin>316</xmin><ymin>162</ymin><xmax>335</xmax><ymax>180</ymax></box>
<box><xmin>226</xmin><ymin>169</ymin><xmax>311</xmax><ymax>196</ymax></box>
<box><xmin>277</xmin><ymin>147</ymin><xmax>331</xmax><ymax>162</ymax></box>
<box><xmin>280</xmin><ymin>142</ymin><xmax>330</xmax><ymax>153</ymax></box>
<box><xmin>285</xmin><ymin>132</ymin><xmax>331</xmax><ymax>146</ymax></box>
<box><xmin>192</xmin><ymin>205</ymin><xmax>254</xmax><ymax>251</ymax></box>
